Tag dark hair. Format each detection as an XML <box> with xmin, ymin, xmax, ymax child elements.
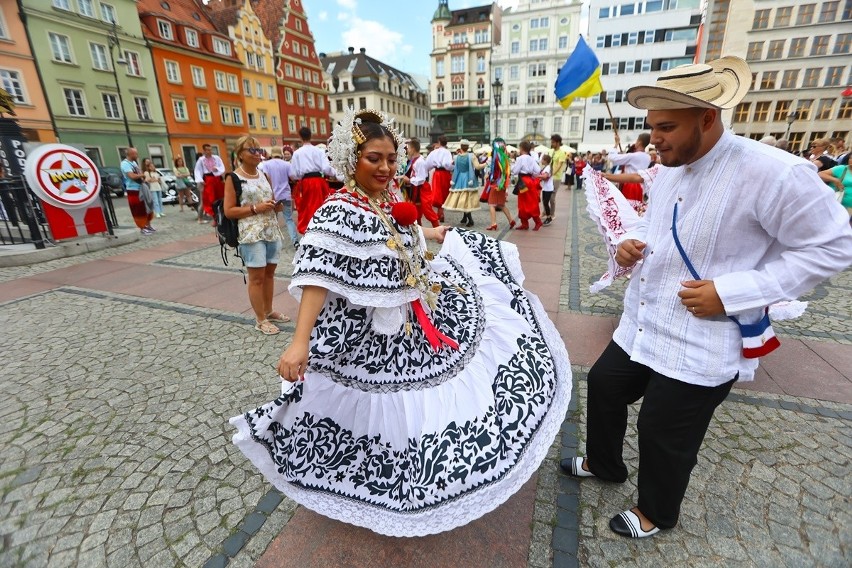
<box><xmin>202</xmin><ymin>144</ymin><xmax>211</xmax><ymax>150</ymax></box>
<box><xmin>636</xmin><ymin>133</ymin><xmax>651</xmax><ymax>148</ymax></box>
<box><xmin>356</xmin><ymin>114</ymin><xmax>397</xmax><ymax>151</ymax></box>
<box><xmin>407</xmin><ymin>137</ymin><xmax>421</xmax><ymax>152</ymax></box>
<box><xmin>519</xmin><ymin>140</ymin><xmax>532</xmax><ymax>153</ymax></box>
<box><xmin>551</xmin><ymin>134</ymin><xmax>562</xmax><ymax>144</ymax></box>
<box><xmin>299</xmin><ymin>127</ymin><xmax>312</xmax><ymax>140</ymax></box>
<box><xmin>438</xmin><ymin>136</ymin><xmax>448</xmax><ymax>146</ymax></box>
<box><xmin>174</xmin><ymin>157</ymin><xmax>184</xmax><ymax>167</ymax></box>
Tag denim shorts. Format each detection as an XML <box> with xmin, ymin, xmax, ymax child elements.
<box><xmin>238</xmin><ymin>239</ymin><xmax>282</xmax><ymax>268</ymax></box>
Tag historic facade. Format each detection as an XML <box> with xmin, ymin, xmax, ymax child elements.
<box><xmin>207</xmin><ymin>0</ymin><xmax>282</xmax><ymax>149</ymax></box>
<box><xmin>430</xmin><ymin>0</ymin><xmax>501</xmax><ymax>144</ymax></box>
<box><xmin>707</xmin><ymin>0</ymin><xmax>851</xmax><ymax>151</ymax></box>
<box><xmin>19</xmin><ymin>0</ymin><xmax>169</xmax><ymax>167</ymax></box>
<box><xmin>321</xmin><ymin>47</ymin><xmax>430</xmax><ymax>141</ymax></box>
<box><xmin>490</xmin><ymin>0</ymin><xmax>583</xmax><ymax>148</ymax></box>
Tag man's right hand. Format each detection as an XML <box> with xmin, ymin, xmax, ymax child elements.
<box><xmin>616</xmin><ymin>239</ymin><xmax>646</xmax><ymax>267</ymax></box>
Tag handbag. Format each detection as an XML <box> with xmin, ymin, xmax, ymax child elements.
<box><xmin>835</xmin><ymin>166</ymin><xmax>848</xmax><ymax>202</ymax></box>
<box><xmin>512</xmin><ymin>177</ymin><xmax>526</xmax><ymax>196</ymax></box>
<box><xmin>672</xmin><ymin>203</ymin><xmax>780</xmax><ymax>359</ymax></box>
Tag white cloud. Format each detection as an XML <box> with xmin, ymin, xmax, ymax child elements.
<box><xmin>341</xmin><ymin>18</ymin><xmax>412</xmax><ymax>65</ymax></box>
<box><xmin>337</xmin><ymin>0</ymin><xmax>357</xmax><ymax>9</ymax></box>
<box><xmin>337</xmin><ymin>11</ymin><xmax>348</xmax><ymax>21</ymax></box>
<box><xmin>318</xmin><ymin>11</ymin><xmax>328</xmax><ymax>21</ymax></box>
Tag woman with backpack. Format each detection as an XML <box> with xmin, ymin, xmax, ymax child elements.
<box><xmin>230</xmin><ymin>108</ymin><xmax>571</xmax><ymax>537</ymax></box>
<box><xmin>223</xmin><ymin>135</ymin><xmax>289</xmax><ymax>335</ymax></box>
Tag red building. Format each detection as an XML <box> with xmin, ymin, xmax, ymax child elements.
<box><xmin>137</xmin><ymin>0</ymin><xmax>247</xmax><ymax>167</ymax></box>
<box><xmin>250</xmin><ymin>0</ymin><xmax>330</xmax><ymax>146</ymax></box>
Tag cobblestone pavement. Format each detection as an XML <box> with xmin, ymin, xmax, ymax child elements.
<box><xmin>1</xmin><ymin>190</ymin><xmax>850</xmax><ymax>567</ymax></box>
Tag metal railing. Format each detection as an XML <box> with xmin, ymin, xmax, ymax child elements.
<box><xmin>0</xmin><ymin>175</ymin><xmax>50</xmax><ymax>249</ymax></box>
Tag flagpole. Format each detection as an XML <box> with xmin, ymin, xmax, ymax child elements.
<box><xmin>603</xmin><ymin>97</ymin><xmax>623</xmax><ymax>152</ymax></box>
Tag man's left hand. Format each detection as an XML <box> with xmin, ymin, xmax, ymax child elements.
<box><xmin>678</xmin><ymin>280</ymin><xmax>725</xmax><ymax>317</ymax></box>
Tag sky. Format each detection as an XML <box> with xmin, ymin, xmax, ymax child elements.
<box><xmin>301</xmin><ymin>0</ymin><xmax>529</xmax><ymax>80</ymax></box>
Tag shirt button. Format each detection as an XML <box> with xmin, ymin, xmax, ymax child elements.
<box><xmin>640</xmin><ymin>277</ymin><xmax>645</xmax><ymax>282</ymax></box>
<box><xmin>641</xmin><ymin>301</ymin><xmax>645</xmax><ymax>305</ymax></box>
<box><xmin>678</xmin><ymin>197</ymin><xmax>683</xmax><ymax>202</ymax></box>
<box><xmin>638</xmin><ymin>328</ymin><xmax>643</xmax><ymax>332</ymax></box>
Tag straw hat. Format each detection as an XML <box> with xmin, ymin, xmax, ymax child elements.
<box><xmin>626</xmin><ymin>56</ymin><xmax>751</xmax><ymax>110</ymax></box>
<box><xmin>270</xmin><ymin>146</ymin><xmax>283</xmax><ymax>157</ymax></box>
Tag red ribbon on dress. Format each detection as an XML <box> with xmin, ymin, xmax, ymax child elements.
<box><xmin>410</xmin><ymin>299</ymin><xmax>459</xmax><ymax>351</ymax></box>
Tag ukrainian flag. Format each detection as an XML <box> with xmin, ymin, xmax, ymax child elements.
<box><xmin>554</xmin><ymin>36</ymin><xmax>603</xmax><ymax>109</ymax></box>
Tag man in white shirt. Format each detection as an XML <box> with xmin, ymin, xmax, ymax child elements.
<box><xmin>399</xmin><ymin>138</ymin><xmax>440</xmax><ymax>227</ymax></box>
<box><xmin>194</xmin><ymin>144</ymin><xmax>226</xmax><ymax>222</ymax></box>
<box><xmin>424</xmin><ymin>136</ymin><xmax>454</xmax><ymax>222</ymax></box>
<box><xmin>561</xmin><ymin>57</ymin><xmax>852</xmax><ymax>539</ymax></box>
<box><xmin>259</xmin><ymin>147</ymin><xmax>298</xmax><ymax>248</ymax></box>
<box><xmin>290</xmin><ymin>127</ymin><xmax>336</xmax><ymax>235</ymax></box>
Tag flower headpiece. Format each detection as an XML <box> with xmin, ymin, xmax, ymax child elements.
<box><xmin>327</xmin><ymin>107</ymin><xmax>405</xmax><ymax>182</ymax></box>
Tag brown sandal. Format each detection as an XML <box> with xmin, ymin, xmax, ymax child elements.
<box><xmin>266</xmin><ymin>311</ymin><xmax>291</xmax><ymax>323</ymax></box>
<box><xmin>254</xmin><ymin>319</ymin><xmax>280</xmax><ymax>335</ymax></box>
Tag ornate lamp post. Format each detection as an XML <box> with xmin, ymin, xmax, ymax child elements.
<box><xmin>532</xmin><ymin>118</ymin><xmax>538</xmax><ymax>145</ymax></box>
<box><xmin>491</xmin><ymin>78</ymin><xmax>502</xmax><ymax>138</ymax></box>
<box><xmin>107</xmin><ymin>22</ymin><xmax>133</xmax><ymax>150</ymax></box>
<box><xmin>784</xmin><ymin>109</ymin><xmax>798</xmax><ymax>140</ymax></box>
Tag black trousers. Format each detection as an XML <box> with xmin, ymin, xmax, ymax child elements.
<box><xmin>586</xmin><ymin>340</ymin><xmax>735</xmax><ymax>529</ymax></box>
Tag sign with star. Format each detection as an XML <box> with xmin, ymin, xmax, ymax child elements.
<box><xmin>25</xmin><ymin>144</ymin><xmax>101</xmax><ymax>209</ymax></box>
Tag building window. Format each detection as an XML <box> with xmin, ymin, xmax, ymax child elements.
<box><xmin>509</xmin><ymin>66</ymin><xmax>519</xmax><ymax>80</ymax></box>
<box><xmin>173</xmin><ymin>99</ymin><xmax>187</xmax><ymax>121</ymax></box>
<box><xmin>227</xmin><ymin>74</ymin><xmax>238</xmax><ymax>93</ymax></box>
<box><xmin>451</xmin><ymin>55</ymin><xmax>465</xmax><ymax>73</ymax></box>
<box><xmin>781</xmin><ymin>69</ymin><xmax>799</xmax><ymax>89</ymax></box>
<box><xmin>100</xmin><ymin>3</ymin><xmax>116</xmax><ymax>23</ymax></box>
<box><xmin>271</xmin><ymin>116</ymin><xmax>279</xmax><ymax>130</ymax></box>
<box><xmin>232</xmin><ymin>107</ymin><xmax>242</xmax><ymax>125</ymax></box>
<box><xmin>824</xmin><ymin>66</ymin><xmax>844</xmax><ymax>86</ymax></box>
<box><xmin>288</xmin><ymin>116</ymin><xmax>296</xmax><ymax>132</ymax></box>
<box><xmin>788</xmin><ymin>38</ymin><xmax>807</xmax><ymax>58</ymax></box>
<box><xmin>213</xmin><ymin>38</ymin><xmax>231</xmax><ymax>56</ymax></box>
<box><xmin>644</xmin><ymin>30</ymin><xmax>655</xmax><ymax>44</ymax></box>
<box><xmin>476</xmin><ymin>55</ymin><xmax>485</xmax><ymax>73</ymax></box>
<box><xmin>838</xmin><ymin>99</ymin><xmax>852</xmax><ymax>120</ymax></box>
<box><xmin>0</xmin><ymin>70</ymin><xmax>26</xmax><ymax>103</ymax></box>
<box><xmin>53</xmin><ymin>0</ymin><xmax>71</xmax><ymax>9</ymax></box>
<box><xmin>185</xmin><ymin>29</ymin><xmax>199</xmax><ymax>48</ymax></box>
<box><xmin>437</xmin><ymin>84</ymin><xmax>444</xmax><ymax>103</ymax></box>
<box><xmin>243</xmin><ymin>78</ymin><xmax>251</xmax><ymax>96</ymax></box>
<box><xmin>214</xmin><ymin>71</ymin><xmax>226</xmax><ymax>91</ymax></box>
<box><xmin>752</xmin><ymin>9</ymin><xmax>770</xmax><ymax>29</ymax></box>
<box><xmin>753</xmin><ymin>101</ymin><xmax>771</xmax><ymax>121</ymax></box>
<box><xmin>284</xmin><ymin>63</ymin><xmax>293</xmax><ymax>77</ymax></box>
<box><xmin>310</xmin><ymin>118</ymin><xmax>317</xmax><ymax>133</ymax></box>
<box><xmin>78</xmin><ymin>0</ymin><xmax>95</xmax><ymax>18</ymax></box>
<box><xmin>259</xmin><ymin>113</ymin><xmax>267</xmax><ymax>128</ymax></box>
<box><xmin>819</xmin><ymin>1</ymin><xmax>839</xmax><ymax>22</ymax></box>
<box><xmin>307</xmin><ymin>92</ymin><xmax>315</xmax><ymax>108</ymax></box>
<box><xmin>641</xmin><ymin>59</ymin><xmax>652</xmax><ymax>72</ymax></box>
<box><xmin>269</xmin><ymin>85</ymin><xmax>276</xmax><ymax>100</ymax></box>
<box><xmin>511</xmin><ymin>41</ymin><xmax>519</xmax><ymax>55</ymax></box>
<box><xmin>811</xmin><ymin>36</ymin><xmax>830</xmax><ymax>55</ymax></box>
<box><xmin>64</xmin><ymin>88</ymin><xmax>86</xmax><ymax>116</ymax></box>
<box><xmin>335</xmin><ymin>99</ymin><xmax>343</xmax><ymax>112</ymax></box>
<box><xmin>477</xmin><ymin>80</ymin><xmax>485</xmax><ymax>100</ymax></box>
<box><xmin>816</xmin><ymin>99</ymin><xmax>834</xmax><ymax>120</ymax></box>
<box><xmin>90</xmin><ymin>43</ymin><xmax>110</xmax><ymax>71</ymax></box>
<box><xmin>773</xmin><ymin>100</ymin><xmax>791</xmax><ymax>121</ymax></box>
<box><xmin>134</xmin><ymin>97</ymin><xmax>150</xmax><ymax>121</ymax></box>
<box><xmin>844</xmin><ymin>0</ymin><xmax>852</xmax><ymax>19</ymax></box>
<box><xmin>798</xmin><ymin>100</ymin><xmax>814</xmax><ymax>120</ymax></box>
<box><xmin>436</xmin><ymin>59</ymin><xmax>444</xmax><ymax>76</ymax></box>
<box><xmin>760</xmin><ymin>71</ymin><xmax>778</xmax><ymax>90</ymax></box>
<box><xmin>296</xmin><ymin>91</ymin><xmax>304</xmax><ymax>106</ymax></box>
<box><xmin>508</xmin><ymin>118</ymin><xmax>517</xmax><ymax>134</ymax></box>
<box><xmin>746</xmin><ymin>42</ymin><xmax>764</xmax><ymax>61</ymax></box>
<box><xmin>509</xmin><ymin>90</ymin><xmax>518</xmax><ymax>105</ymax></box>
<box><xmin>558</xmin><ymin>36</ymin><xmax>568</xmax><ymax>49</ymax></box>
<box><xmin>191</xmin><ymin>66</ymin><xmax>205</xmax><ymax>87</ymax></box>
<box><xmin>767</xmin><ymin>40</ymin><xmax>784</xmax><ymax>59</ymax></box>
<box><xmin>627</xmin><ymin>31</ymin><xmax>638</xmax><ymax>45</ymax></box>
<box><xmin>165</xmin><ymin>60</ymin><xmax>180</xmax><ymax>83</ymax></box>
<box><xmin>295</xmin><ymin>67</ymin><xmax>303</xmax><ymax>80</ymax></box>
<box><xmin>158</xmin><ymin>20</ymin><xmax>173</xmax><ymax>40</ymax></box>
<box><xmin>255</xmin><ymin>81</ymin><xmax>263</xmax><ymax>99</ymax></box>
<box><xmin>318</xmin><ymin>96</ymin><xmax>324</xmax><ymax>109</ymax></box>
<box><xmin>835</xmin><ymin>33</ymin><xmax>851</xmax><ymax>54</ymax></box>
<box><xmin>802</xmin><ymin>68</ymin><xmax>821</xmax><ymax>87</ymax></box>
<box><xmin>596</xmin><ymin>36</ymin><xmax>605</xmax><ymax>48</ymax></box>
<box><xmin>529</xmin><ymin>39</ymin><xmax>538</xmax><ymax>52</ymax></box>
<box><xmin>102</xmin><ymin>93</ymin><xmax>121</xmax><ymax>118</ymax></box>
<box><xmin>302</xmin><ymin>45</ymin><xmax>308</xmax><ymax>57</ymax></box>
<box><xmin>285</xmin><ymin>88</ymin><xmax>294</xmax><ymax>104</ymax></box>
<box><xmin>247</xmin><ymin>112</ymin><xmax>256</xmax><ymax>129</ymax></box>
<box><xmin>124</xmin><ymin>51</ymin><xmax>142</xmax><ymax>76</ymax></box>
<box><xmin>733</xmin><ymin>102</ymin><xmax>751</xmax><ymax>122</ymax></box>
<box><xmin>796</xmin><ymin>4</ymin><xmax>815</xmax><ymax>25</ymax></box>
<box><xmin>219</xmin><ymin>105</ymin><xmax>230</xmax><ymax>124</ymax></box>
<box><xmin>774</xmin><ymin>6</ymin><xmax>792</xmax><ymax>26</ymax></box>
<box><xmin>49</xmin><ymin>33</ymin><xmax>73</xmax><ymax>63</ymax></box>
<box><xmin>197</xmin><ymin>102</ymin><xmax>211</xmax><ymax>123</ymax></box>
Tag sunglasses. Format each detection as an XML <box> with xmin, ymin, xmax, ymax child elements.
<box><xmin>245</xmin><ymin>147</ymin><xmax>264</xmax><ymax>155</ymax></box>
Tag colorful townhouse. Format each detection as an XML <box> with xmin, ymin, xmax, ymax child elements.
<box><xmin>0</xmin><ymin>1</ymin><xmax>56</xmax><ymax>145</ymax></box>
<box><xmin>19</xmin><ymin>0</ymin><xmax>169</xmax><ymax>168</ymax></box>
<box><xmin>250</xmin><ymin>0</ymin><xmax>330</xmax><ymax>147</ymax></box>
<box><xmin>207</xmin><ymin>0</ymin><xmax>281</xmax><ymax>151</ymax></box>
<box><xmin>137</xmin><ymin>0</ymin><xmax>246</xmax><ymax>168</ymax></box>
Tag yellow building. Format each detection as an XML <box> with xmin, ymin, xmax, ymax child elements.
<box><xmin>208</xmin><ymin>0</ymin><xmax>282</xmax><ymax>149</ymax></box>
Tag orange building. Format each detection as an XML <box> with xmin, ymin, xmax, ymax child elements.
<box><xmin>0</xmin><ymin>2</ymin><xmax>56</xmax><ymax>143</ymax></box>
<box><xmin>137</xmin><ymin>0</ymin><xmax>247</xmax><ymax>167</ymax></box>
<box><xmin>252</xmin><ymin>0</ymin><xmax>330</xmax><ymax>147</ymax></box>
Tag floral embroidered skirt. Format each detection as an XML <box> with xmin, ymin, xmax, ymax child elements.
<box><xmin>230</xmin><ymin>229</ymin><xmax>572</xmax><ymax>536</ymax></box>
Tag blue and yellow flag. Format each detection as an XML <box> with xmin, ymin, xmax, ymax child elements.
<box><xmin>554</xmin><ymin>36</ymin><xmax>603</xmax><ymax>109</ymax></box>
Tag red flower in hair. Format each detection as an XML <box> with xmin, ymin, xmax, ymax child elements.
<box><xmin>391</xmin><ymin>202</ymin><xmax>418</xmax><ymax>226</ymax></box>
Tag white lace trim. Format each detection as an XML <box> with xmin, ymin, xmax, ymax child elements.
<box><xmin>298</xmin><ymin>231</ymin><xmax>395</xmax><ymax>261</ymax></box>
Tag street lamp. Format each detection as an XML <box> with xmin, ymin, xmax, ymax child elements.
<box><xmin>107</xmin><ymin>22</ymin><xmax>133</xmax><ymax>150</ymax></box>
<box><xmin>491</xmin><ymin>78</ymin><xmax>502</xmax><ymax>138</ymax></box>
<box><xmin>784</xmin><ymin>109</ymin><xmax>798</xmax><ymax>140</ymax></box>
<box><xmin>532</xmin><ymin>118</ymin><xmax>538</xmax><ymax>144</ymax></box>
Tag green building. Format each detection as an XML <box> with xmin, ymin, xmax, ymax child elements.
<box><xmin>21</xmin><ymin>0</ymin><xmax>169</xmax><ymax>168</ymax></box>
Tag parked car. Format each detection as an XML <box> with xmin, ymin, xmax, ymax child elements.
<box><xmin>98</xmin><ymin>167</ymin><xmax>124</xmax><ymax>197</ymax></box>
<box><xmin>157</xmin><ymin>168</ymin><xmax>198</xmax><ymax>209</ymax></box>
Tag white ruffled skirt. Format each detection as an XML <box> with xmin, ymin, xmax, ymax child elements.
<box><xmin>230</xmin><ymin>229</ymin><xmax>571</xmax><ymax>536</ymax></box>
